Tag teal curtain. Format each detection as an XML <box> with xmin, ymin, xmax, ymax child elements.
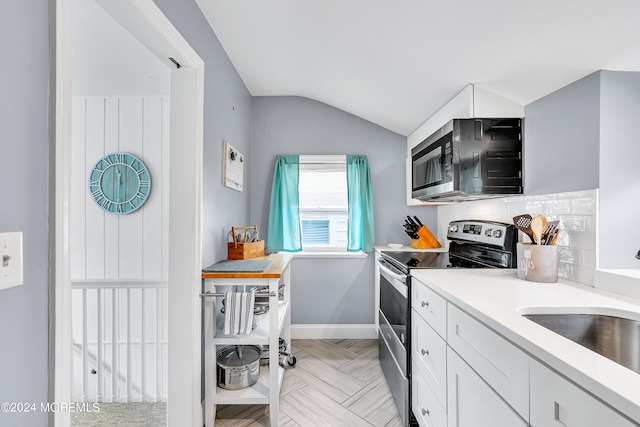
<box><xmin>346</xmin><ymin>155</ymin><xmax>375</xmax><ymax>252</ymax></box>
<box><xmin>267</xmin><ymin>155</ymin><xmax>302</xmax><ymax>252</ymax></box>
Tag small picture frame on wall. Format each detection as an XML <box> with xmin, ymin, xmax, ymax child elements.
<box><xmin>222</xmin><ymin>141</ymin><xmax>244</xmax><ymax>192</ymax></box>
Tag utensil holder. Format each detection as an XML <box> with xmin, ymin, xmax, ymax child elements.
<box><xmin>516</xmin><ymin>242</ymin><xmax>558</xmax><ymax>283</ymax></box>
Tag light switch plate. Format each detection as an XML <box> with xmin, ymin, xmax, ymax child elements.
<box><xmin>0</xmin><ymin>232</ymin><xmax>23</xmax><ymax>290</ymax></box>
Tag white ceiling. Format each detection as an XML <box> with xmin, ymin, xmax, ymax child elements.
<box><xmin>197</xmin><ymin>0</ymin><xmax>640</xmax><ymax>136</ymax></box>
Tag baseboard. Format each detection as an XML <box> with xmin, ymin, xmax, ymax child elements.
<box><xmin>291</xmin><ymin>324</ymin><xmax>377</xmax><ymax>339</ymax></box>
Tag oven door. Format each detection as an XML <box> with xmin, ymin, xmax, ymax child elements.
<box><xmin>411</xmin><ymin>129</ymin><xmax>454</xmax><ymax>200</ymax></box>
<box><xmin>377</xmin><ymin>258</ymin><xmax>409</xmax><ymax>366</ymax></box>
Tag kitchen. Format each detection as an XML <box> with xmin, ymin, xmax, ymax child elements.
<box><xmin>4</xmin><ymin>1</ymin><xmax>640</xmax><ymax>427</ymax></box>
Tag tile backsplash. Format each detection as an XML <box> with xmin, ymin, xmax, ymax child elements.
<box><xmin>437</xmin><ymin>189</ymin><xmax>597</xmax><ymax>286</ymax></box>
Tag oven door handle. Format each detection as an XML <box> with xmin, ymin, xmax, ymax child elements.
<box><xmin>377</xmin><ymin>259</ymin><xmax>408</xmax><ymax>300</ymax></box>
<box><xmin>378</xmin><ymin>261</ymin><xmax>407</xmax><ymax>284</ymax></box>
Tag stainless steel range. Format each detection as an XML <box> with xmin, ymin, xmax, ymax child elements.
<box><xmin>376</xmin><ymin>220</ymin><xmax>518</xmax><ymax>426</ymax></box>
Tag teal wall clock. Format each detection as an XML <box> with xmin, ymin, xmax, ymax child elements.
<box><xmin>89</xmin><ymin>152</ymin><xmax>151</xmax><ymax>214</ymax></box>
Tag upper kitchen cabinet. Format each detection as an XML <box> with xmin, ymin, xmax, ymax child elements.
<box><xmin>406</xmin><ymin>84</ymin><xmax>524</xmax><ymax>206</ymax></box>
<box><xmin>524</xmin><ymin>70</ymin><xmax>640</xmax><ymax>270</ymax></box>
<box><xmin>523</xmin><ymin>72</ymin><xmax>601</xmax><ymax>196</ymax></box>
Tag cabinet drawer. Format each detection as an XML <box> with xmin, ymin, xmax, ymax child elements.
<box><xmin>412</xmin><ymin>362</ymin><xmax>447</xmax><ymax>427</ymax></box>
<box><xmin>447</xmin><ymin>304</ymin><xmax>529</xmax><ymax>420</ymax></box>
<box><xmin>447</xmin><ymin>348</ymin><xmax>527</xmax><ymax>427</ymax></box>
<box><xmin>412</xmin><ymin>277</ymin><xmax>447</xmax><ymax>338</ymax></box>
<box><xmin>411</xmin><ymin>308</ymin><xmax>446</xmax><ymax>407</ymax></box>
<box><xmin>530</xmin><ymin>360</ymin><xmax>636</xmax><ymax>427</ymax></box>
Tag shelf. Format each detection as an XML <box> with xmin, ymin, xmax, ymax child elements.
<box><xmin>212</xmin><ymin>301</ymin><xmax>290</xmax><ymax>345</ymax></box>
<box><xmin>213</xmin><ymin>364</ymin><xmax>286</xmax><ymax>405</ymax></box>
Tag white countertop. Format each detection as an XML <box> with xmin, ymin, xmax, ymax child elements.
<box><xmin>411</xmin><ymin>268</ymin><xmax>640</xmax><ymax>423</ymax></box>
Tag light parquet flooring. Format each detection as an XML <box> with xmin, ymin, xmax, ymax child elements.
<box><xmin>215</xmin><ymin>339</ymin><xmax>403</xmax><ymax>427</ymax></box>
<box><xmin>72</xmin><ymin>339</ymin><xmax>402</xmax><ymax>426</ymax></box>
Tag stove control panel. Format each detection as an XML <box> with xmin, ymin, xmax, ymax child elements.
<box><xmin>447</xmin><ymin>220</ymin><xmax>513</xmax><ymax>247</ymax></box>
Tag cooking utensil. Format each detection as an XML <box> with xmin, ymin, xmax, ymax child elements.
<box><xmin>547</xmin><ymin>228</ymin><xmax>561</xmax><ymax>245</ymax></box>
<box><xmin>530</xmin><ymin>215</ymin><xmax>546</xmax><ymax>245</ymax></box>
<box><xmin>216</xmin><ymin>345</ymin><xmax>262</xmax><ymax>390</ymax></box>
<box><xmin>541</xmin><ymin>220</ymin><xmax>559</xmax><ymax>245</ymax></box>
<box><xmin>413</xmin><ymin>216</ymin><xmax>423</xmax><ymax>227</ymax></box>
<box><xmin>513</xmin><ymin>214</ymin><xmax>535</xmax><ymax>243</ymax></box>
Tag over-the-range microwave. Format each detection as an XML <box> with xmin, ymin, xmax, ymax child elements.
<box><xmin>411</xmin><ymin>118</ymin><xmax>523</xmax><ymax>202</ymax></box>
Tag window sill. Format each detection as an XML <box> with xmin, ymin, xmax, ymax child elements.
<box><xmin>281</xmin><ymin>251</ymin><xmax>368</xmax><ymax>259</ymax></box>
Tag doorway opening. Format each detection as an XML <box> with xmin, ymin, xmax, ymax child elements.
<box><xmin>54</xmin><ymin>0</ymin><xmax>204</xmax><ymax>426</ymax></box>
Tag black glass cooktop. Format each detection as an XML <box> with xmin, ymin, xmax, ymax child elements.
<box><xmin>381</xmin><ymin>245</ymin><xmax>513</xmax><ymax>273</ymax></box>
<box><xmin>382</xmin><ymin>251</ymin><xmax>451</xmax><ymax>269</ymax></box>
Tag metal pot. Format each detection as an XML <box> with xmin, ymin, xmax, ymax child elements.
<box><xmin>216</xmin><ymin>345</ymin><xmax>262</xmax><ymax>390</ymax></box>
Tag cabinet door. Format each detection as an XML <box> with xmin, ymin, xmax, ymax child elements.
<box><xmin>447</xmin><ymin>348</ymin><xmax>527</xmax><ymax>427</ymax></box>
<box><xmin>447</xmin><ymin>304</ymin><xmax>529</xmax><ymax>419</ymax></box>
<box><xmin>530</xmin><ymin>360</ymin><xmax>636</xmax><ymax>427</ymax></box>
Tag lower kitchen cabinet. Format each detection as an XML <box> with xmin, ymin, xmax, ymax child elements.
<box><xmin>447</xmin><ymin>348</ymin><xmax>527</xmax><ymax>427</ymax></box>
<box><xmin>413</xmin><ymin>361</ymin><xmax>447</xmax><ymax>427</ymax></box>
<box><xmin>530</xmin><ymin>360</ymin><xmax>637</xmax><ymax>427</ymax></box>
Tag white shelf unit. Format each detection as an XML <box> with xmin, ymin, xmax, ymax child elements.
<box><xmin>202</xmin><ymin>261</ymin><xmax>292</xmax><ymax>427</ymax></box>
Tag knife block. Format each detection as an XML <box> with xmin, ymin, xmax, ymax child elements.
<box><xmin>410</xmin><ymin>225</ymin><xmax>442</xmax><ymax>249</ymax></box>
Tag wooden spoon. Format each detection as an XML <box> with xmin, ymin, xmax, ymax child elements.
<box><xmin>530</xmin><ymin>215</ymin><xmax>546</xmax><ymax>245</ymax></box>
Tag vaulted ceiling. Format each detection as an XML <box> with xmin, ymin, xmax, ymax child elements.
<box><xmin>196</xmin><ymin>0</ymin><xmax>640</xmax><ymax>136</ymax></box>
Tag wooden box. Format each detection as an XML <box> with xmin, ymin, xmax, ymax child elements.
<box><xmin>227</xmin><ymin>240</ymin><xmax>265</xmax><ymax>260</ymax></box>
<box><xmin>227</xmin><ymin>225</ymin><xmax>265</xmax><ymax>259</ymax></box>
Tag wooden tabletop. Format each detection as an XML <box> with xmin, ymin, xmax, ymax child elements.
<box><xmin>201</xmin><ymin>253</ymin><xmax>293</xmax><ymax>279</ymax></box>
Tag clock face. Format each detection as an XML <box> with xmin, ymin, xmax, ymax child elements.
<box><xmin>89</xmin><ymin>152</ymin><xmax>151</xmax><ymax>214</ymax></box>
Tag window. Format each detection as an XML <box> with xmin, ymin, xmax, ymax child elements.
<box><xmin>267</xmin><ymin>154</ymin><xmax>374</xmax><ymax>253</ymax></box>
<box><xmin>298</xmin><ymin>155</ymin><xmax>348</xmax><ymax>250</ymax></box>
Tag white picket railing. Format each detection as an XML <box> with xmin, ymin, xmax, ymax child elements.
<box><xmin>71</xmin><ymin>280</ymin><xmax>168</xmax><ymax>402</ymax></box>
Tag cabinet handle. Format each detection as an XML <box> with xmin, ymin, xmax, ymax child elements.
<box><xmin>421</xmin><ymin>408</ymin><xmax>430</xmax><ymax>417</ymax></box>
<box><xmin>421</xmin><ymin>348</ymin><xmax>429</xmax><ymax>356</ymax></box>
<box><xmin>421</xmin><ymin>301</ymin><xmax>429</xmax><ymax>308</ymax></box>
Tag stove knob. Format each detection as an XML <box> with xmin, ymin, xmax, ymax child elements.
<box><xmin>484</xmin><ymin>228</ymin><xmax>493</xmax><ymax>237</ymax></box>
<box><xmin>449</xmin><ymin>225</ymin><xmax>459</xmax><ymax>233</ymax></box>
<box><xmin>493</xmin><ymin>229</ymin><xmax>503</xmax><ymax>238</ymax></box>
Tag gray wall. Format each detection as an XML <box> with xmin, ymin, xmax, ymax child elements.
<box><xmin>0</xmin><ymin>1</ymin><xmax>50</xmax><ymax>426</ymax></box>
<box><xmin>523</xmin><ymin>72</ymin><xmax>601</xmax><ymax>195</ymax></box>
<box><xmin>599</xmin><ymin>71</ymin><xmax>640</xmax><ymax>268</ymax></box>
<box><xmin>250</xmin><ymin>96</ymin><xmax>436</xmax><ymax>324</ymax></box>
<box><xmin>153</xmin><ymin>0</ymin><xmax>253</xmax><ymax>267</ymax></box>
<box><xmin>523</xmin><ymin>70</ymin><xmax>640</xmax><ymax>268</ymax></box>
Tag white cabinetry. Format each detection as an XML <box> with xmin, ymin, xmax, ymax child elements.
<box><xmin>447</xmin><ymin>348</ymin><xmax>527</xmax><ymax>427</ymax></box>
<box><xmin>405</xmin><ymin>84</ymin><xmax>524</xmax><ymax>205</ymax></box>
<box><xmin>530</xmin><ymin>360</ymin><xmax>636</xmax><ymax>427</ymax></box>
<box><xmin>411</xmin><ymin>277</ymin><xmax>448</xmax><ymax>427</ymax></box>
<box><xmin>411</xmin><ymin>277</ymin><xmax>528</xmax><ymax>427</ymax></box>
<box><xmin>447</xmin><ymin>304</ymin><xmax>529</xmax><ymax>420</ymax></box>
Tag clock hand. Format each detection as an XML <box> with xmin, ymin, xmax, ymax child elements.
<box><xmin>116</xmin><ymin>169</ymin><xmax>122</xmax><ymax>202</ymax></box>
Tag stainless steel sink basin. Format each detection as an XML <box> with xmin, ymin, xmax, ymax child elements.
<box><xmin>523</xmin><ymin>312</ymin><xmax>640</xmax><ymax>374</ymax></box>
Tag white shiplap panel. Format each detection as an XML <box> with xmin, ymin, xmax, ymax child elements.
<box><xmin>118</xmin><ymin>98</ymin><xmax>144</xmax><ymax>279</ymax></box>
<box><xmin>85</xmin><ymin>97</ymin><xmax>106</xmax><ymax>279</ymax></box>
<box><xmin>71</xmin><ymin>97</ymin><xmax>88</xmax><ymax>279</ymax></box>
<box><xmin>104</xmin><ymin>98</ymin><xmax>120</xmax><ymax>279</ymax></box>
<box><xmin>141</xmin><ymin>97</ymin><xmax>164</xmax><ymax>279</ymax></box>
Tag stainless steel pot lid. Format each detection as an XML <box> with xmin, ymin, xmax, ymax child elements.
<box><xmin>217</xmin><ymin>345</ymin><xmax>262</xmax><ymax>367</ymax></box>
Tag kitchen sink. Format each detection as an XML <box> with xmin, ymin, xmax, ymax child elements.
<box><xmin>522</xmin><ymin>311</ymin><xmax>640</xmax><ymax>374</ymax></box>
